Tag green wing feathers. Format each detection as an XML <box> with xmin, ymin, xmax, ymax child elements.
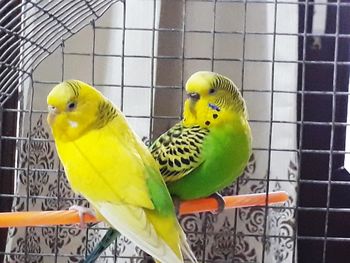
<box><xmin>145</xmin><ymin>165</ymin><xmax>175</xmax><ymax>216</ymax></box>
<box><xmin>150</xmin><ymin>123</ymin><xmax>209</xmax><ymax>182</ymax></box>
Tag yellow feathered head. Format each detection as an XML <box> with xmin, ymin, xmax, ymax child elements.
<box><xmin>183</xmin><ymin>71</ymin><xmax>247</xmax><ymax>126</ymax></box>
<box><xmin>47</xmin><ymin>80</ymin><xmax>107</xmax><ymax>141</ymax></box>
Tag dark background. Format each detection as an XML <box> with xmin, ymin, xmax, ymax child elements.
<box><xmin>0</xmin><ymin>1</ymin><xmax>20</xmax><ymax>261</ymax></box>
<box><xmin>298</xmin><ymin>0</ymin><xmax>350</xmax><ymax>262</ymax></box>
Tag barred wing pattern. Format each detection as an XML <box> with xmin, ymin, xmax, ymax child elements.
<box><xmin>150</xmin><ymin>123</ymin><xmax>210</xmax><ymax>183</ymax></box>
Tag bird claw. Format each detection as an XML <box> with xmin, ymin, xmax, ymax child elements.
<box><xmin>210</xmin><ymin>193</ymin><xmax>225</xmax><ymax>214</ymax></box>
<box><xmin>69</xmin><ymin>205</ymin><xmax>96</xmax><ymax>229</ymax></box>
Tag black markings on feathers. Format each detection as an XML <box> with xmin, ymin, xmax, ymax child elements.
<box><xmin>174</xmin><ymin>159</ymin><xmax>182</xmax><ymax>167</ymax></box>
<box><xmin>168</xmin><ymin>160</ymin><xmax>174</xmax><ymax>167</ymax></box>
<box><xmin>158</xmin><ymin>158</ymin><xmax>167</xmax><ymax>165</ymax></box>
<box><xmin>66</xmin><ymin>81</ymin><xmax>81</xmax><ymax>97</ymax></box>
<box><xmin>181</xmin><ymin>157</ymin><xmax>190</xmax><ymax>165</ymax></box>
<box><xmin>210</xmin><ymin>74</ymin><xmax>246</xmax><ymax>114</ymax></box>
<box><xmin>150</xmin><ymin>123</ymin><xmax>210</xmax><ymax>182</ymax></box>
<box><xmin>95</xmin><ymin>100</ymin><xmax>118</xmax><ymax>128</ymax></box>
<box><xmin>65</xmin><ymin>80</ymin><xmax>119</xmax><ymax>128</ymax></box>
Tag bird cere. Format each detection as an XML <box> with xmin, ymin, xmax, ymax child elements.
<box><xmin>46</xmin><ymin>71</ymin><xmax>252</xmax><ymax>263</ymax></box>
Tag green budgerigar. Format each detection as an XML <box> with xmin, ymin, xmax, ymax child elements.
<box><xmin>84</xmin><ymin>71</ymin><xmax>252</xmax><ymax>262</ymax></box>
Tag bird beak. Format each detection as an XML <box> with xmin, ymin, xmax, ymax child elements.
<box><xmin>47</xmin><ymin>105</ymin><xmax>59</xmax><ymax>125</ymax></box>
<box><xmin>186</xmin><ymin>92</ymin><xmax>200</xmax><ymax>116</ymax></box>
<box><xmin>48</xmin><ymin>105</ymin><xmax>60</xmax><ymax>115</ymax></box>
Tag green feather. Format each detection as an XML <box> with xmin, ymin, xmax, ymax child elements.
<box><xmin>150</xmin><ymin>123</ymin><xmax>209</xmax><ymax>183</ymax></box>
<box><xmin>84</xmin><ymin>228</ymin><xmax>120</xmax><ymax>263</ymax></box>
<box><xmin>167</xmin><ymin>122</ymin><xmax>251</xmax><ymax>199</ymax></box>
<box><xmin>145</xmin><ymin>165</ymin><xmax>175</xmax><ymax>216</ymax></box>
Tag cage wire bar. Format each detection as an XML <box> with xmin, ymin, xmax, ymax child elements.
<box><xmin>0</xmin><ymin>0</ymin><xmax>350</xmax><ymax>262</ymax></box>
<box><xmin>322</xmin><ymin>0</ymin><xmax>340</xmax><ymax>262</ymax></box>
<box><xmin>0</xmin><ymin>0</ymin><xmax>121</xmax><ymax>106</ymax></box>
<box><xmin>0</xmin><ymin>0</ymin><xmax>121</xmax><ymax>261</ymax></box>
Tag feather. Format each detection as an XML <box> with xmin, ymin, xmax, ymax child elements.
<box><xmin>47</xmin><ymin>80</ymin><xmax>196</xmax><ymax>263</ymax></box>
<box><xmin>150</xmin><ymin>123</ymin><xmax>209</xmax><ymax>182</ymax></box>
<box><xmin>93</xmin><ymin>202</ymin><xmax>183</xmax><ymax>263</ymax></box>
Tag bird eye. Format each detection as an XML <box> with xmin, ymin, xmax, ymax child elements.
<box><xmin>67</xmin><ymin>101</ymin><xmax>77</xmax><ymax>111</ymax></box>
<box><xmin>188</xmin><ymin>92</ymin><xmax>200</xmax><ymax>101</ymax></box>
<box><xmin>209</xmin><ymin>88</ymin><xmax>216</xmax><ymax>94</ymax></box>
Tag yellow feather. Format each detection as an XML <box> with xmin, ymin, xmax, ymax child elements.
<box><xmin>47</xmin><ymin>80</ymin><xmax>196</xmax><ymax>263</ymax></box>
<box><xmin>183</xmin><ymin>71</ymin><xmax>247</xmax><ymax>128</ymax></box>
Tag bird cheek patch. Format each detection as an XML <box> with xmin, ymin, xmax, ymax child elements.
<box><xmin>208</xmin><ymin>103</ymin><xmax>221</xmax><ymax>112</ymax></box>
<box><xmin>68</xmin><ymin>120</ymin><xmax>79</xmax><ymax>128</ymax></box>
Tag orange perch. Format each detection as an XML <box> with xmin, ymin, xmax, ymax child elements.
<box><xmin>0</xmin><ymin>191</ymin><xmax>288</xmax><ymax>228</ymax></box>
<box><xmin>179</xmin><ymin>191</ymin><xmax>289</xmax><ymax>215</ymax></box>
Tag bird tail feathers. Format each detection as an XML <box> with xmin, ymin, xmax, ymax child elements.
<box><xmin>177</xmin><ymin>222</ymin><xmax>198</xmax><ymax>263</ymax></box>
<box><xmin>93</xmin><ymin>201</ymin><xmax>183</xmax><ymax>263</ymax></box>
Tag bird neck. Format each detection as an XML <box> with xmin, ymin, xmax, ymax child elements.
<box><xmin>93</xmin><ymin>99</ymin><xmax>119</xmax><ymax>129</ymax></box>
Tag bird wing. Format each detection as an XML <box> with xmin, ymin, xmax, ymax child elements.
<box><xmin>150</xmin><ymin>123</ymin><xmax>210</xmax><ymax>183</ymax></box>
<box><xmin>79</xmin><ymin>123</ymin><xmax>184</xmax><ymax>263</ymax></box>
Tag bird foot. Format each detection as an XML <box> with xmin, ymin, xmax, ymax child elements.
<box><xmin>69</xmin><ymin>205</ymin><xmax>96</xmax><ymax>229</ymax></box>
<box><xmin>210</xmin><ymin>193</ymin><xmax>225</xmax><ymax>214</ymax></box>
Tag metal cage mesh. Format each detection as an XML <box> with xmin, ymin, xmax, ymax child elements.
<box><xmin>0</xmin><ymin>0</ymin><xmax>120</xmax><ymax>106</ymax></box>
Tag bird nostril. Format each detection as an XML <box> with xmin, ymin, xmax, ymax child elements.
<box><xmin>48</xmin><ymin>105</ymin><xmax>57</xmax><ymax>113</ymax></box>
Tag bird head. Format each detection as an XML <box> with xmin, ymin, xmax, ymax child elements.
<box><xmin>183</xmin><ymin>71</ymin><xmax>247</xmax><ymax>127</ymax></box>
<box><xmin>47</xmin><ymin>80</ymin><xmax>104</xmax><ymax>142</ymax></box>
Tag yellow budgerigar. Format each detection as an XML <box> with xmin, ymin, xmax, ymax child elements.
<box><xmin>47</xmin><ymin>80</ymin><xmax>197</xmax><ymax>263</ymax></box>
